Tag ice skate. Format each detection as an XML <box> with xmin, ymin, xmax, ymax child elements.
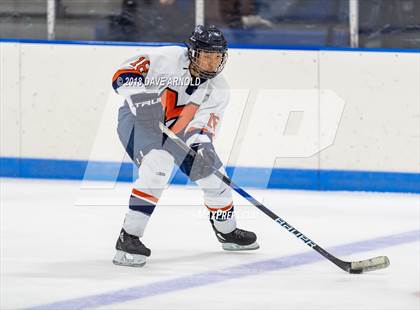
<box><xmin>112</xmin><ymin>229</ymin><xmax>151</xmax><ymax>267</ymax></box>
<box><xmin>210</xmin><ymin>219</ymin><xmax>259</xmax><ymax>251</ymax></box>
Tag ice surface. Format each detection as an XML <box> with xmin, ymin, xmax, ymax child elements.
<box><xmin>1</xmin><ymin>178</ymin><xmax>419</xmax><ymax>310</ymax></box>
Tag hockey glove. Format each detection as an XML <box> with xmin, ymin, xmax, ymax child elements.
<box><xmin>130</xmin><ymin>93</ymin><xmax>165</xmax><ymax>163</ymax></box>
<box><xmin>181</xmin><ymin>142</ymin><xmax>223</xmax><ymax>182</ymax></box>
<box><xmin>132</xmin><ymin>92</ymin><xmax>164</xmax><ymax>126</ymax></box>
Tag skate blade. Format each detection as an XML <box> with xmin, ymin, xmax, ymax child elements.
<box><xmin>222</xmin><ymin>242</ymin><xmax>260</xmax><ymax>251</ymax></box>
<box><xmin>112</xmin><ymin>250</ymin><xmax>147</xmax><ymax>267</ymax></box>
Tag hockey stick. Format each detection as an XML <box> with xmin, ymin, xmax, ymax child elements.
<box><xmin>159</xmin><ymin>122</ymin><xmax>390</xmax><ymax>274</ymax></box>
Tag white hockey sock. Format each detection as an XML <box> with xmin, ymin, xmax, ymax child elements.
<box><xmin>212</xmin><ymin>215</ymin><xmax>237</xmax><ymax>234</ymax></box>
<box><xmin>123</xmin><ymin>209</ymin><xmax>150</xmax><ymax>237</ymax></box>
<box><xmin>208</xmin><ymin>203</ymin><xmax>237</xmax><ymax>234</ymax></box>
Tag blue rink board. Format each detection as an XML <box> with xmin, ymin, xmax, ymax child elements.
<box><xmin>1</xmin><ymin>157</ymin><xmax>419</xmax><ymax>194</ymax></box>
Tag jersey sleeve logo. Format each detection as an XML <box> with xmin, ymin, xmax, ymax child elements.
<box><xmin>112</xmin><ymin>56</ymin><xmax>150</xmax><ymax>92</ymax></box>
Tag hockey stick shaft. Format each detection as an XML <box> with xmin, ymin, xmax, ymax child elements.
<box><xmin>160</xmin><ymin>123</ymin><xmax>389</xmax><ymax>273</ymax></box>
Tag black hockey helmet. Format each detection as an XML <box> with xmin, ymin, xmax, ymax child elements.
<box><xmin>187</xmin><ymin>25</ymin><xmax>228</xmax><ymax>79</ymax></box>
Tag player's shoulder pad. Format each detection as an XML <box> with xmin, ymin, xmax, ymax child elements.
<box><xmin>112</xmin><ymin>46</ymin><xmax>188</xmax><ymax>92</ymax></box>
<box><xmin>147</xmin><ymin>45</ymin><xmax>188</xmax><ymax>75</ymax></box>
<box><xmin>209</xmin><ymin>72</ymin><xmax>230</xmax><ymax>90</ymax></box>
<box><xmin>205</xmin><ymin>73</ymin><xmax>230</xmax><ymax>108</ymax></box>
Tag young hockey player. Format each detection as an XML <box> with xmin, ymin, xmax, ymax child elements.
<box><xmin>112</xmin><ymin>25</ymin><xmax>259</xmax><ymax>267</ymax></box>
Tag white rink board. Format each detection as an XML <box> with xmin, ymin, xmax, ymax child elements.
<box><xmin>0</xmin><ymin>42</ymin><xmax>419</xmax><ymax>173</ymax></box>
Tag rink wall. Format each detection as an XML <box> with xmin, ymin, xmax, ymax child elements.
<box><xmin>0</xmin><ymin>39</ymin><xmax>419</xmax><ymax>193</ymax></box>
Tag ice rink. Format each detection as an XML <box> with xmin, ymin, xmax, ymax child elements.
<box><xmin>1</xmin><ymin>178</ymin><xmax>419</xmax><ymax>310</ymax></box>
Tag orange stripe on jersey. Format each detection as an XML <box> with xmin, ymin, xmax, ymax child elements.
<box><xmin>206</xmin><ymin>202</ymin><xmax>233</xmax><ymax>212</ymax></box>
<box><xmin>112</xmin><ymin>56</ymin><xmax>150</xmax><ymax>83</ymax></box>
<box><xmin>131</xmin><ymin>189</ymin><xmax>159</xmax><ymax>204</ymax></box>
<box><xmin>112</xmin><ymin>69</ymin><xmax>141</xmax><ymax>83</ymax></box>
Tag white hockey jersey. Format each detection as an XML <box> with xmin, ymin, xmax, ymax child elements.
<box><xmin>112</xmin><ymin>46</ymin><xmax>230</xmax><ymax>145</ymax></box>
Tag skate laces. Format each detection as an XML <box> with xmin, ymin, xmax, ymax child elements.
<box><xmin>125</xmin><ymin>232</ymin><xmax>144</xmax><ymax>247</ymax></box>
<box><xmin>233</xmin><ymin>228</ymin><xmax>248</xmax><ymax>239</ymax></box>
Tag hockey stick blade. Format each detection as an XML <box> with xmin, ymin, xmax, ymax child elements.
<box><xmin>159</xmin><ymin>122</ymin><xmax>390</xmax><ymax>274</ymax></box>
<box><xmin>348</xmin><ymin>256</ymin><xmax>390</xmax><ymax>274</ymax></box>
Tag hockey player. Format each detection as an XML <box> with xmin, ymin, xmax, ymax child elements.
<box><xmin>111</xmin><ymin>25</ymin><xmax>259</xmax><ymax>267</ymax></box>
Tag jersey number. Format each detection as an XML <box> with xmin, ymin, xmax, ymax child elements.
<box><xmin>207</xmin><ymin>113</ymin><xmax>220</xmax><ymax>131</ymax></box>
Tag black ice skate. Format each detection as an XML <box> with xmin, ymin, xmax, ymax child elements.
<box><xmin>210</xmin><ymin>219</ymin><xmax>259</xmax><ymax>251</ymax></box>
<box><xmin>113</xmin><ymin>229</ymin><xmax>151</xmax><ymax>267</ymax></box>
